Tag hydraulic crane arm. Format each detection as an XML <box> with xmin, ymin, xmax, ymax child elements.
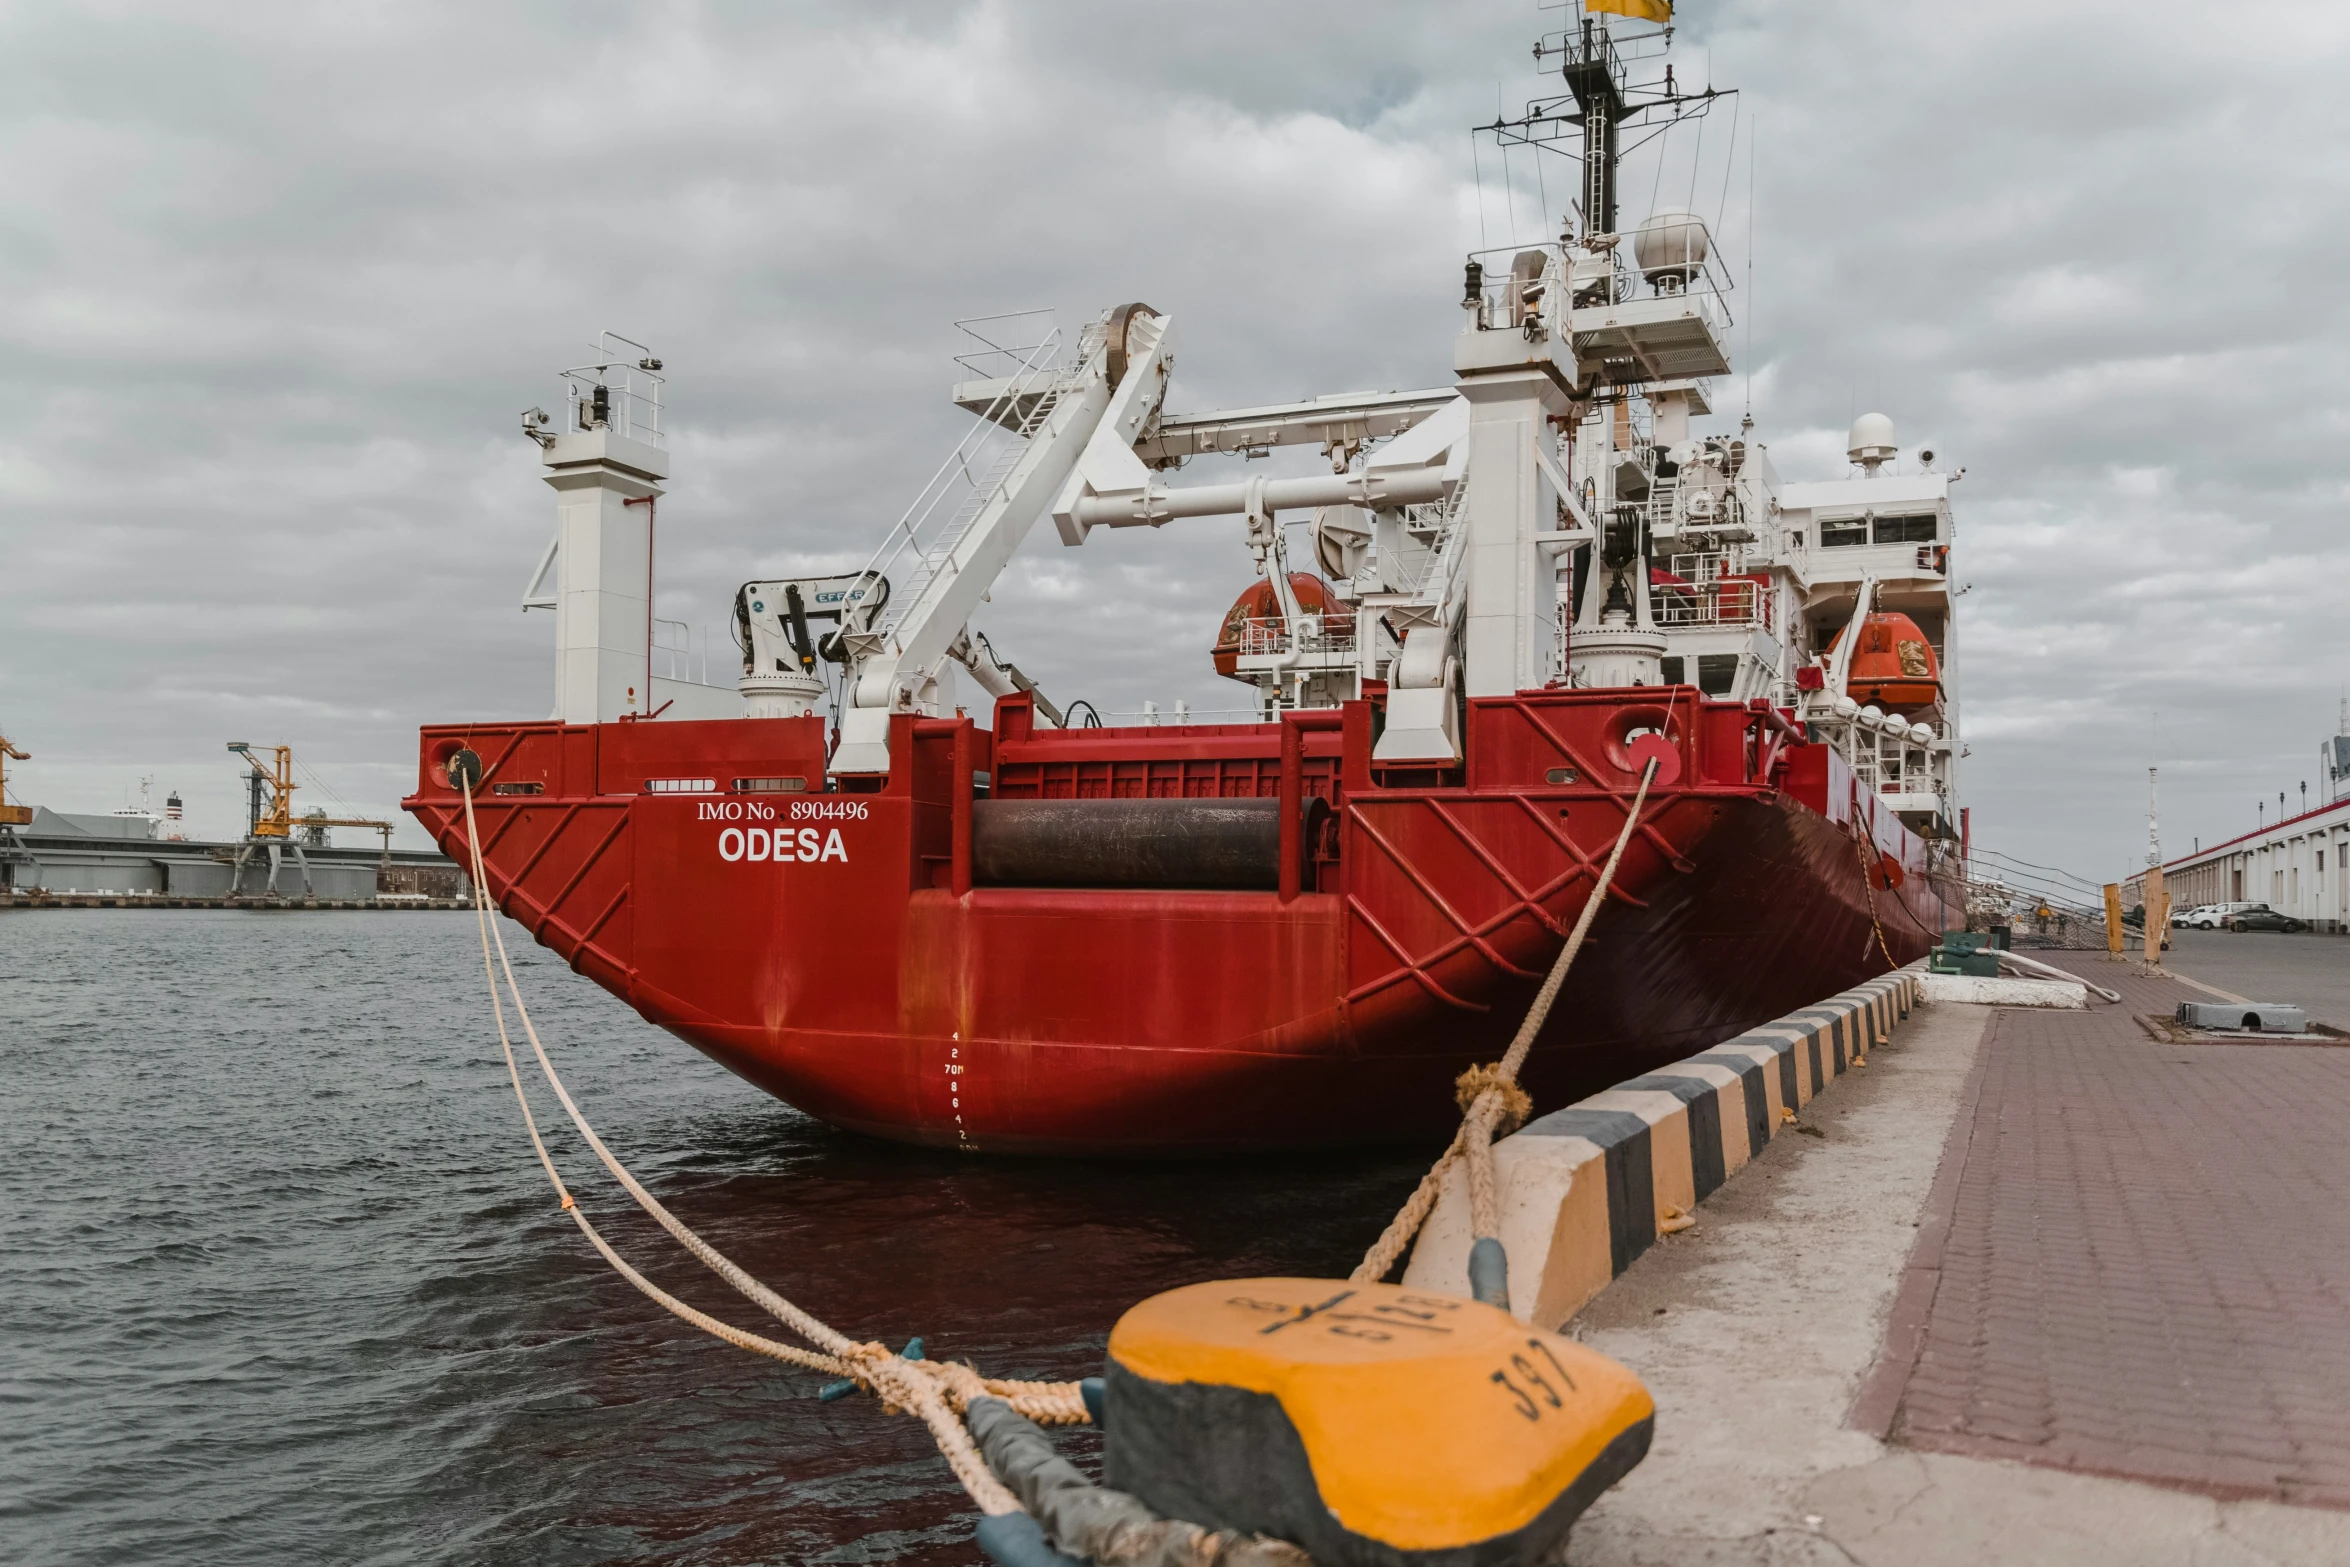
<box><xmin>950</xmin><ymin>630</ymin><xmax>1064</xmax><ymax>727</ymax></box>
<box><xmin>734</xmin><ymin>572</ymin><xmax>888</xmax><ymax>679</ymax></box>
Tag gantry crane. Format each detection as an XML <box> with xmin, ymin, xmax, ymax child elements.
<box><xmin>225</xmin><ymin>741</ymin><xmax>395</xmax><ymax>899</ymax></box>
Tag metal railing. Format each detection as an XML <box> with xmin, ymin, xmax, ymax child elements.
<box><xmin>652</xmin><ymin>619</ymin><xmax>693</xmax><ymax>684</ymax></box>
<box><xmin>951</xmin><ymin>310</ymin><xmax>1059</xmax><ymax>380</ymax></box>
<box><xmin>1108</xmin><ymin>702</ymin><xmax>1271</xmax><ymax>727</ymax></box>
<box><xmin>1808</xmin><ymin>707</ymin><xmax>1949</xmax><ymax>805</ymax></box>
<box><xmin>652</xmin><ymin>619</ymin><xmax>724</xmax><ymax>686</ymax></box>
<box><xmin>1653</xmin><ymin>552</ymin><xmax>1767</xmax><ymax>628</ymax></box>
<box><xmin>854</xmin><ymin>321</ymin><xmax>1068</xmax><ymax>649</ymax></box>
<box><xmin>1236</xmin><ymin>612</ymin><xmax>1360</xmax><ymax>658</ymax></box>
<box><xmin>559</xmin><ymin>331</ymin><xmax>665</xmax><ymax>446</ymax></box>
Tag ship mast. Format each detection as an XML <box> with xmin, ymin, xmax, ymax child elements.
<box><xmin>1502</xmin><ymin>8</ymin><xmax>1735</xmax><ymax>688</ymax></box>
<box><xmin>1560</xmin><ymin>16</ymin><xmax>1624</xmax><ymax>246</ymax></box>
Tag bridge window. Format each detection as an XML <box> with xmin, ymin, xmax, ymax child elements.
<box><xmin>1873</xmin><ymin>514</ymin><xmax>1939</xmax><ymax>543</ymax></box>
<box><xmin>1821</xmin><ymin>518</ymin><xmax>1868</xmax><ymax>547</ymax></box>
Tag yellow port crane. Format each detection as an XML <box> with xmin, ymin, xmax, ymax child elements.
<box><xmin>226</xmin><ymin>741</ymin><xmax>396</xmax><ymax>898</ymax></box>
<box><xmin>229</xmin><ymin>741</ymin><xmax>298</xmax><ymax>837</ymax></box>
<box><xmin>0</xmin><ymin>728</ymin><xmax>29</xmax><ymax>828</ymax></box>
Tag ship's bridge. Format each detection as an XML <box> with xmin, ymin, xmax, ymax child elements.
<box><xmin>1778</xmin><ymin>468</ymin><xmax>1954</xmax><ymax>637</ymax></box>
<box><xmin>1779</xmin><ymin>473</ymin><xmax>1953</xmax><ymax>591</ymax></box>
<box><xmin>1770</xmin><ymin>419</ymin><xmax>1962</xmax><ymax>843</ymax></box>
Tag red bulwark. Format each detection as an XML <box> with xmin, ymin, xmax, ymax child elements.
<box><xmin>1880</xmin><ymin>964</ymin><xmax>2350</xmax><ymax>1510</ymax></box>
<box><xmin>406</xmin><ymin>690</ymin><xmax>1955</xmax><ymax>1154</ymax></box>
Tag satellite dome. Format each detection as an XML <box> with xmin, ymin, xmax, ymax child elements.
<box><xmin>1633</xmin><ymin>210</ymin><xmax>1710</xmax><ymax>288</ymax></box>
<box><xmin>1847</xmin><ymin>412</ymin><xmax>1896</xmax><ymax>471</ymax></box>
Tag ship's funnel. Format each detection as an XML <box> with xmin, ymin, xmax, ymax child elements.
<box><xmin>1633</xmin><ymin>210</ymin><xmax>1710</xmax><ymax>291</ymax></box>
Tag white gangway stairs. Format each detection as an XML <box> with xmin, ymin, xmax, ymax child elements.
<box><xmin>830</xmin><ymin>308</ymin><xmax>1174</xmax><ymax>774</ymax></box>
<box><xmin>850</xmin><ymin>321</ymin><xmax>1068</xmax><ymax>661</ymax></box>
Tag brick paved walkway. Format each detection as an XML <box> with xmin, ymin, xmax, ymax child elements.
<box><xmin>1873</xmin><ymin>963</ymin><xmax>2350</xmax><ymax>1510</ymax></box>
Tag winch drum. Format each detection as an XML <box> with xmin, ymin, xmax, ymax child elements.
<box><xmin>969</xmin><ymin>796</ymin><xmax>1326</xmax><ymax>891</ymax></box>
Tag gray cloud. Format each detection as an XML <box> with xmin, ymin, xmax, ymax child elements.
<box><xmin>3</xmin><ymin>0</ymin><xmax>2345</xmax><ymax>879</ymax></box>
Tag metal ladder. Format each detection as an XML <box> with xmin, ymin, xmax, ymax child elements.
<box><xmin>881</xmin><ymin>381</ymin><xmax>1064</xmax><ymax>638</ymax></box>
<box><xmin>855</xmin><ymin>331</ymin><xmax>1068</xmax><ymax>652</ymax></box>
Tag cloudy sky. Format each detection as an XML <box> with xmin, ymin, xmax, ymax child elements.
<box><xmin>2</xmin><ymin>0</ymin><xmax>2345</xmax><ymax>880</ymax></box>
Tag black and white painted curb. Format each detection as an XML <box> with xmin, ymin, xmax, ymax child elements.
<box><xmin>1402</xmin><ymin>972</ymin><xmax>1924</xmax><ymax>1326</ymax></box>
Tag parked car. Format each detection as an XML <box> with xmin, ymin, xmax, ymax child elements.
<box><xmin>2177</xmin><ymin>904</ymin><xmax>2228</xmax><ymax>929</ymax></box>
<box><xmin>2228</xmin><ymin>906</ymin><xmax>2307</xmax><ymax>933</ymax></box>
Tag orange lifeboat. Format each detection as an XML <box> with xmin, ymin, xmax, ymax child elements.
<box><xmin>1212</xmin><ymin>573</ymin><xmax>1335</xmax><ymax>680</ymax></box>
<box><xmin>1828</xmin><ymin>611</ymin><xmax>1940</xmax><ymax>712</ymax></box>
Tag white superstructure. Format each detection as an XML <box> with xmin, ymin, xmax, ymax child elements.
<box><xmin>515</xmin><ymin>8</ymin><xmax>1962</xmax><ymax>847</ymax></box>
<box><xmin>520</xmin><ymin>333</ymin><xmax>741</xmax><ymax>725</ymax></box>
<box><xmin>1775</xmin><ymin>420</ymin><xmax>1964</xmax><ymax>840</ymax></box>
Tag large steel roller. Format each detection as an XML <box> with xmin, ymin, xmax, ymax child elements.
<box><xmin>970</xmin><ymin>797</ymin><xmax>1324</xmax><ymax>890</ymax></box>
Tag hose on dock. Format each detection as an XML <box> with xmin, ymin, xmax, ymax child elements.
<box><xmin>1999</xmin><ymin>947</ymin><xmax>2123</xmax><ymax>1002</ymax></box>
<box><xmin>1351</xmin><ymin>758</ymin><xmax>1661</xmax><ymax>1307</ymax></box>
<box><xmin>453</xmin><ymin>776</ymin><xmax>1086</xmax><ymax>1523</ymax></box>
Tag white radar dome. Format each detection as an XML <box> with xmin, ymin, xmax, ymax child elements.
<box><xmin>1633</xmin><ymin>210</ymin><xmax>1711</xmax><ymax>287</ymax></box>
<box><xmin>1848</xmin><ymin>412</ymin><xmax>1897</xmax><ymax>470</ymax></box>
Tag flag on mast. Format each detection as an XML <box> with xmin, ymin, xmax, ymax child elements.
<box><xmin>1588</xmin><ymin>0</ymin><xmax>1672</xmax><ymax>20</ymax></box>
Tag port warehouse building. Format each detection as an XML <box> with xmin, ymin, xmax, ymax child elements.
<box><xmin>2</xmin><ymin>809</ymin><xmax>467</xmax><ymax>900</ymax></box>
<box><xmin>2125</xmin><ymin>796</ymin><xmax>2350</xmax><ymax>933</ymax></box>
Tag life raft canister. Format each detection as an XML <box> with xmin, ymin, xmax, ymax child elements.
<box><xmin>1103</xmin><ymin>1278</ymin><xmax>1654</xmax><ymax>1567</ymax></box>
<box><xmin>1212</xmin><ymin>574</ymin><xmax>1337</xmax><ymax>680</ymax></box>
<box><xmin>1828</xmin><ymin>610</ymin><xmax>1940</xmax><ymax>713</ymax></box>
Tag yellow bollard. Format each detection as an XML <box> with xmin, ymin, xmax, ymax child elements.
<box><xmin>1104</xmin><ymin>1279</ymin><xmax>1654</xmax><ymax>1566</ymax></box>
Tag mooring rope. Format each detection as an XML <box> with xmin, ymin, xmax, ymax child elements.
<box><xmin>1844</xmin><ymin>816</ymin><xmax>1900</xmax><ymax>971</ymax></box>
<box><xmin>455</xmin><ymin>777</ymin><xmax>1086</xmax><ymax>1521</ymax></box>
<box><xmin>453</xmin><ymin>749</ymin><xmax>1659</xmax><ymax>1541</ymax></box>
<box><xmin>1353</xmin><ymin>757</ymin><xmax>1660</xmax><ymax>1289</ymax></box>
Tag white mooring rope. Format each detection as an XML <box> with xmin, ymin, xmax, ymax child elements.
<box><xmin>455</xmin><ymin>749</ymin><xmax>1661</xmax><ymax>1544</ymax></box>
<box><xmin>456</xmin><ymin>775</ymin><xmax>1087</xmax><ymax>1520</ymax></box>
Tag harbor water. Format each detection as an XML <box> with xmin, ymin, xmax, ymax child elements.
<box><xmin>1</xmin><ymin>910</ymin><xmax>1428</xmax><ymax>1565</ymax></box>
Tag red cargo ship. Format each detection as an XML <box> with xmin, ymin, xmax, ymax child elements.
<box><xmin>409</xmin><ymin>693</ymin><xmax>1948</xmax><ymax>1153</ymax></box>
<box><xmin>409</xmin><ymin>17</ymin><xmax>1961</xmax><ymax>1153</ymax></box>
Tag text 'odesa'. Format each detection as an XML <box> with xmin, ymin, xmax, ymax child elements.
<box><xmin>718</xmin><ymin>826</ymin><xmax>848</xmax><ymax>863</ymax></box>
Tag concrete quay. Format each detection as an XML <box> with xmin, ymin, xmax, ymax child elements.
<box><xmin>1443</xmin><ymin>947</ymin><xmax>2350</xmax><ymax>1564</ymax></box>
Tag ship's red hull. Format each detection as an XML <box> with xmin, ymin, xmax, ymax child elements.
<box><xmin>406</xmin><ymin>689</ymin><xmax>1954</xmax><ymax>1154</ymax></box>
